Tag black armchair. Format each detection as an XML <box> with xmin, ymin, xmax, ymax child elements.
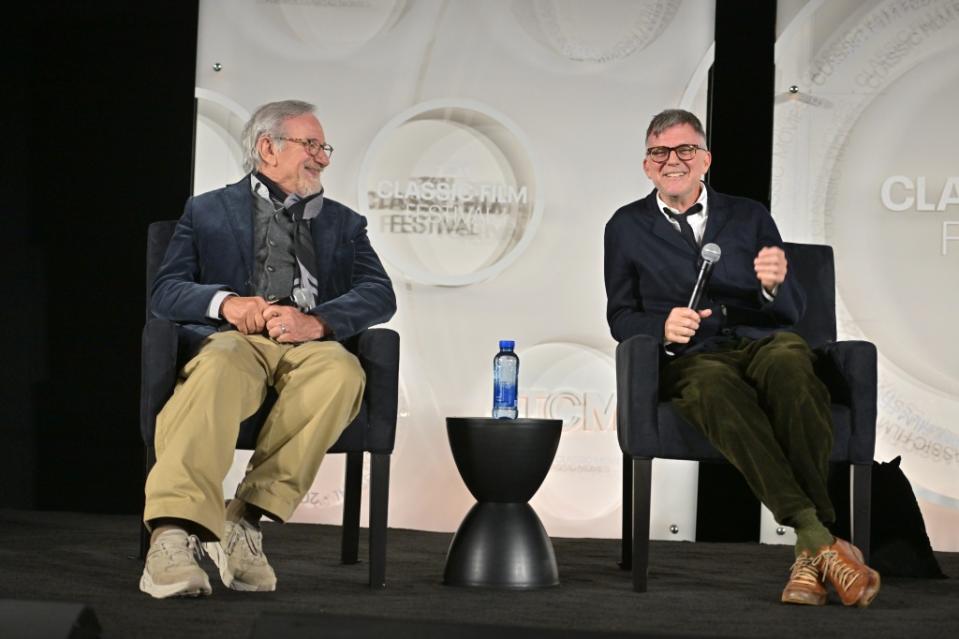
<box><xmin>616</xmin><ymin>242</ymin><xmax>876</xmax><ymax>592</ymax></box>
<box><xmin>139</xmin><ymin>220</ymin><xmax>399</xmax><ymax>588</ymax></box>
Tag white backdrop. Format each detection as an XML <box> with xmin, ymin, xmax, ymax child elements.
<box><xmin>197</xmin><ymin>0</ymin><xmax>713</xmax><ymax>543</ymax></box>
<box><xmin>194</xmin><ymin>0</ymin><xmax>957</xmax><ymax>551</ymax></box>
<box><xmin>773</xmin><ymin>0</ymin><xmax>959</xmax><ymax>551</ymax></box>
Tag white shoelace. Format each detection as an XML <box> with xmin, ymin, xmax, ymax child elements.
<box><xmin>224</xmin><ymin>520</ymin><xmax>267</xmax><ymax>566</ymax></box>
<box><xmin>151</xmin><ymin>531</ymin><xmax>205</xmax><ymax>565</ymax></box>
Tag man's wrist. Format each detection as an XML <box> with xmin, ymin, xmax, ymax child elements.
<box><xmin>209</xmin><ymin>290</ymin><xmax>237</xmax><ymax>319</ymax></box>
<box><xmin>314</xmin><ymin>313</ymin><xmax>334</xmax><ymax>339</ymax></box>
<box><xmin>310</xmin><ymin>315</ymin><xmax>323</xmax><ymax>339</ymax></box>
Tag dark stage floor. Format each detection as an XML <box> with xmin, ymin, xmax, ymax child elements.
<box><xmin>0</xmin><ymin>509</ymin><xmax>956</xmax><ymax>638</ymax></box>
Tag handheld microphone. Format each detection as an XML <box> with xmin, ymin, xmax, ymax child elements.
<box><xmin>688</xmin><ymin>243</ymin><xmax>721</xmax><ymax>309</ymax></box>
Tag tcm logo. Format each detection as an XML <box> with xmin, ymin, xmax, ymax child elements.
<box><xmin>880</xmin><ymin>176</ymin><xmax>959</xmax><ymax>255</ymax></box>
<box><xmin>519</xmin><ymin>390</ymin><xmax>616</xmax><ymax>432</ymax></box>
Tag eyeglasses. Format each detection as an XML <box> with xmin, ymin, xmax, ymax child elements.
<box><xmin>645</xmin><ymin>144</ymin><xmax>706</xmax><ymax>163</ymax></box>
<box><xmin>274</xmin><ymin>136</ymin><xmax>334</xmax><ymax>158</ymax></box>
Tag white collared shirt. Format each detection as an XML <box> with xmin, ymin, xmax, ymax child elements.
<box><xmin>657</xmin><ymin>182</ymin><xmax>709</xmax><ymax>245</ymax></box>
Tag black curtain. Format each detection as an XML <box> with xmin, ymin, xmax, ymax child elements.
<box><xmin>698</xmin><ymin>0</ymin><xmax>778</xmax><ymax>542</ymax></box>
<box><xmin>1</xmin><ymin>1</ymin><xmax>198</xmax><ymax>513</ymax></box>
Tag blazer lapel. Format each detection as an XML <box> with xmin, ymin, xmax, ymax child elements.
<box><xmin>643</xmin><ymin>191</ymin><xmax>697</xmax><ymax>257</ymax></box>
<box><xmin>701</xmin><ymin>185</ymin><xmax>731</xmax><ymax>246</ymax></box>
<box><xmin>310</xmin><ymin>199</ymin><xmax>339</xmax><ymax>298</ymax></box>
<box><xmin>701</xmin><ymin>186</ymin><xmax>734</xmax><ymax>282</ymax></box>
<box><xmin>220</xmin><ymin>178</ymin><xmax>255</xmax><ymax>281</ymax></box>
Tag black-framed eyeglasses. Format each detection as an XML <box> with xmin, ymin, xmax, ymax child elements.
<box><xmin>274</xmin><ymin>136</ymin><xmax>334</xmax><ymax>158</ymax></box>
<box><xmin>645</xmin><ymin>144</ymin><xmax>706</xmax><ymax>163</ymax></box>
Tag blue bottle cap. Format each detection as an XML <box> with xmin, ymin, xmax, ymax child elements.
<box><xmin>499</xmin><ymin>340</ymin><xmax>515</xmax><ymax>349</ymax></box>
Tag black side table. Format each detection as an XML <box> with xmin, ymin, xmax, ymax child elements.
<box><xmin>443</xmin><ymin>417</ymin><xmax>563</xmax><ymax>589</ymax></box>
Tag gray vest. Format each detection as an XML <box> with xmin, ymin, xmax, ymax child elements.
<box><xmin>251</xmin><ymin>194</ymin><xmax>297</xmax><ymax>302</ymax></box>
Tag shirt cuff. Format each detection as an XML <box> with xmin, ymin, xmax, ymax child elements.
<box><xmin>663</xmin><ymin>339</ymin><xmax>677</xmax><ymax>357</ymax></box>
<box><xmin>761</xmin><ymin>285</ymin><xmax>779</xmax><ymax>302</ymax></box>
<box><xmin>208</xmin><ymin>290</ymin><xmax>236</xmax><ymax>319</ymax></box>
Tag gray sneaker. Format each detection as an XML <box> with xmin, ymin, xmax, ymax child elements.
<box><xmin>204</xmin><ymin>519</ymin><xmax>277</xmax><ymax>591</ymax></box>
<box><xmin>139</xmin><ymin>529</ymin><xmax>212</xmax><ymax>599</ymax></box>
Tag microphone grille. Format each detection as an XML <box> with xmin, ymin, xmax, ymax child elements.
<box><xmin>701</xmin><ymin>243</ymin><xmax>721</xmax><ymax>264</ymax></box>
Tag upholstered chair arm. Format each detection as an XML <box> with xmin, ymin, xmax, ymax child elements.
<box><xmin>817</xmin><ymin>340</ymin><xmax>877</xmax><ymax>464</ymax></box>
<box><xmin>356</xmin><ymin>328</ymin><xmax>400</xmax><ymax>453</ymax></box>
<box><xmin>140</xmin><ymin>318</ymin><xmax>179</xmax><ymax>445</ymax></box>
<box><xmin>615</xmin><ymin>334</ymin><xmax>663</xmax><ymax>457</ymax></box>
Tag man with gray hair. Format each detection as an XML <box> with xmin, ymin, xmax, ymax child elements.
<box><xmin>140</xmin><ymin>100</ymin><xmax>395</xmax><ymax>598</ymax></box>
<box><xmin>604</xmin><ymin>109</ymin><xmax>880</xmax><ymax>607</ymax></box>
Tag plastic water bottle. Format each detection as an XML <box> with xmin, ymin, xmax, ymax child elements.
<box><xmin>492</xmin><ymin>340</ymin><xmax>519</xmax><ymax>419</ymax></box>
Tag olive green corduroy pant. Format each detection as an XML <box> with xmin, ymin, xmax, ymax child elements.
<box><xmin>661</xmin><ymin>331</ymin><xmax>835</xmax><ymax>528</ymax></box>
<box><xmin>144</xmin><ymin>332</ymin><xmax>365</xmax><ymax>540</ymax></box>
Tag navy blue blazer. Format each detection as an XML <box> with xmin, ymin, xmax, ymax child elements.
<box><xmin>151</xmin><ymin>177</ymin><xmax>396</xmax><ymax>354</ymax></box>
<box><xmin>604</xmin><ymin>185</ymin><xmax>805</xmax><ymax>354</ymax></box>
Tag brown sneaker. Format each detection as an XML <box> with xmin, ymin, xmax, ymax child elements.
<box><xmin>813</xmin><ymin>538</ymin><xmax>881</xmax><ymax>607</ymax></box>
<box><xmin>781</xmin><ymin>551</ymin><xmax>827</xmax><ymax>606</ymax></box>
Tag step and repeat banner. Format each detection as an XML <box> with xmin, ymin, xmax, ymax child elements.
<box><xmin>199</xmin><ymin>0</ymin><xmax>712</xmax><ymax>543</ymax></box>
<box><xmin>772</xmin><ymin>0</ymin><xmax>958</xmax><ymax>550</ymax></box>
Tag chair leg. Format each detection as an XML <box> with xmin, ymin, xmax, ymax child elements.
<box><xmin>341</xmin><ymin>452</ymin><xmax>363</xmax><ymax>565</ymax></box>
<box><xmin>633</xmin><ymin>458</ymin><xmax>652</xmax><ymax>593</ymax></box>
<box><xmin>620</xmin><ymin>452</ymin><xmax>632</xmax><ymax>570</ymax></box>
<box><xmin>139</xmin><ymin>446</ymin><xmax>157</xmax><ymax>559</ymax></box>
<box><xmin>368</xmin><ymin>453</ymin><xmax>390</xmax><ymax>589</ymax></box>
<box><xmin>851</xmin><ymin>462</ymin><xmax>872</xmax><ymax>563</ymax></box>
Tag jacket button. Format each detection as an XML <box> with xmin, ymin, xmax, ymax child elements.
<box><xmin>266</xmin><ymin>265</ymin><xmax>275</xmax><ymax>273</ymax></box>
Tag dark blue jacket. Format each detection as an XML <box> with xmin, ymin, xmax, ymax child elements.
<box><xmin>604</xmin><ymin>185</ymin><xmax>805</xmax><ymax>354</ymax></box>
<box><xmin>151</xmin><ymin>177</ymin><xmax>396</xmax><ymax>354</ymax></box>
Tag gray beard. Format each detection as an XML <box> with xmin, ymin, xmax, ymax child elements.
<box><xmin>296</xmin><ymin>178</ymin><xmax>323</xmax><ymax>197</ymax></box>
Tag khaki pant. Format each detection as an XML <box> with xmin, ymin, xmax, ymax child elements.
<box><xmin>144</xmin><ymin>331</ymin><xmax>365</xmax><ymax>540</ymax></box>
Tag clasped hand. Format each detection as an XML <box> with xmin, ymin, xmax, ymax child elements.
<box><xmin>220</xmin><ymin>296</ymin><xmax>325</xmax><ymax>343</ymax></box>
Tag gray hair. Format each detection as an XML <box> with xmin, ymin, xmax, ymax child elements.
<box><xmin>241</xmin><ymin>100</ymin><xmax>317</xmax><ymax>172</ymax></box>
<box><xmin>645</xmin><ymin>109</ymin><xmax>707</xmax><ymax>147</ymax></box>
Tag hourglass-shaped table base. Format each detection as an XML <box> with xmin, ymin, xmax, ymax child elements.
<box><xmin>443</xmin><ymin>417</ymin><xmax>562</xmax><ymax>589</ymax></box>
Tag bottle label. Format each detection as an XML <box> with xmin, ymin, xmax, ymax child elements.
<box><xmin>493</xmin><ymin>353</ymin><xmax>519</xmax><ymax>418</ymax></box>
<box><xmin>494</xmin><ymin>383</ymin><xmax>516</xmax><ymax>407</ymax></box>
